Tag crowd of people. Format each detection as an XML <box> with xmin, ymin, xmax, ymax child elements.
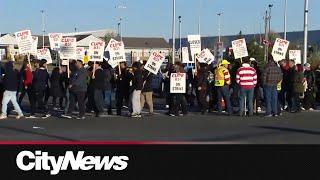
<box><xmin>0</xmin><ymin>54</ymin><xmax>320</xmax><ymax>120</ymax></box>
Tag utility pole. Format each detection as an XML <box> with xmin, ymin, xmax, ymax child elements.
<box><xmin>179</xmin><ymin>16</ymin><xmax>182</xmax><ymax>60</ymax></box>
<box><xmin>116</xmin><ymin>3</ymin><xmax>126</xmax><ymax>42</ymax></box>
<box><xmin>41</xmin><ymin>10</ymin><xmax>45</xmax><ymax>49</ymax></box>
<box><xmin>303</xmin><ymin>0</ymin><xmax>309</xmax><ymax>65</ymax></box>
<box><xmin>268</xmin><ymin>4</ymin><xmax>273</xmax><ymax>34</ymax></box>
<box><xmin>284</xmin><ymin>0</ymin><xmax>287</xmax><ymax>40</ymax></box>
<box><xmin>172</xmin><ymin>0</ymin><xmax>176</xmax><ymax>64</ymax></box>
<box><xmin>217</xmin><ymin>13</ymin><xmax>222</xmax><ymax>43</ymax></box>
<box><xmin>264</xmin><ymin>10</ymin><xmax>269</xmax><ymax>62</ymax></box>
<box><xmin>198</xmin><ymin>0</ymin><xmax>202</xmax><ymax>35</ymax></box>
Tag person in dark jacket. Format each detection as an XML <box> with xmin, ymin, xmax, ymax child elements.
<box><xmin>63</xmin><ymin>60</ymin><xmax>87</xmax><ymax>119</ymax></box>
<box><xmin>102</xmin><ymin>62</ymin><xmax>114</xmax><ymax>115</ymax></box>
<box><xmin>92</xmin><ymin>62</ymin><xmax>107</xmax><ymax>117</ymax></box>
<box><xmin>115</xmin><ymin>62</ymin><xmax>133</xmax><ymax>116</ymax></box>
<box><xmin>195</xmin><ymin>63</ymin><xmax>209</xmax><ymax>115</ymax></box>
<box><xmin>131</xmin><ymin>62</ymin><xmax>143</xmax><ymax>118</ymax></box>
<box><xmin>29</xmin><ymin>59</ymin><xmax>50</xmax><ymax>119</ymax></box>
<box><xmin>50</xmin><ymin>67</ymin><xmax>65</xmax><ymax>110</ymax></box>
<box><xmin>140</xmin><ymin>62</ymin><xmax>154</xmax><ymax>115</ymax></box>
<box><xmin>303</xmin><ymin>63</ymin><xmax>316</xmax><ymax>110</ymax></box>
<box><xmin>291</xmin><ymin>64</ymin><xmax>305</xmax><ymax>113</ymax></box>
<box><xmin>285</xmin><ymin>60</ymin><xmax>296</xmax><ymax>112</ymax></box>
<box><xmin>0</xmin><ymin>61</ymin><xmax>24</xmax><ymax>119</ymax></box>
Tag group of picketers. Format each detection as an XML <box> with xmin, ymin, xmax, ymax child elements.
<box><xmin>0</xmin><ymin>54</ymin><xmax>320</xmax><ymax>120</ymax></box>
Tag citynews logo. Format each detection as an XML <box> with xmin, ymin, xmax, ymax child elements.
<box><xmin>16</xmin><ymin>151</ymin><xmax>129</xmax><ymax>175</ymax></box>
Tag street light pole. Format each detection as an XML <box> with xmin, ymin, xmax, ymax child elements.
<box><xmin>119</xmin><ymin>17</ymin><xmax>123</xmax><ymax>42</ymax></box>
<box><xmin>284</xmin><ymin>0</ymin><xmax>287</xmax><ymax>40</ymax></box>
<box><xmin>264</xmin><ymin>10</ymin><xmax>269</xmax><ymax>62</ymax></box>
<box><xmin>116</xmin><ymin>4</ymin><xmax>126</xmax><ymax>42</ymax></box>
<box><xmin>217</xmin><ymin>13</ymin><xmax>222</xmax><ymax>43</ymax></box>
<box><xmin>303</xmin><ymin>0</ymin><xmax>309</xmax><ymax>65</ymax></box>
<box><xmin>172</xmin><ymin>0</ymin><xmax>176</xmax><ymax>64</ymax></box>
<box><xmin>268</xmin><ymin>4</ymin><xmax>273</xmax><ymax>35</ymax></box>
<box><xmin>198</xmin><ymin>0</ymin><xmax>202</xmax><ymax>35</ymax></box>
<box><xmin>179</xmin><ymin>16</ymin><xmax>182</xmax><ymax>61</ymax></box>
<box><xmin>41</xmin><ymin>10</ymin><xmax>45</xmax><ymax>49</ymax></box>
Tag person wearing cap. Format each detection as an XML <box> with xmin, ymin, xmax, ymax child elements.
<box><xmin>236</xmin><ymin>57</ymin><xmax>257</xmax><ymax>116</ymax></box>
<box><xmin>303</xmin><ymin>63</ymin><xmax>316</xmax><ymax>110</ymax></box>
<box><xmin>0</xmin><ymin>61</ymin><xmax>24</xmax><ymax>120</ymax></box>
<box><xmin>262</xmin><ymin>56</ymin><xmax>283</xmax><ymax>117</ymax></box>
<box><xmin>29</xmin><ymin>59</ymin><xmax>50</xmax><ymax>119</ymax></box>
<box><xmin>250</xmin><ymin>58</ymin><xmax>263</xmax><ymax>112</ymax></box>
<box><xmin>214</xmin><ymin>59</ymin><xmax>233</xmax><ymax>115</ymax></box>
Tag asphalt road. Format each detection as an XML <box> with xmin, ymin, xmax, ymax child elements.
<box><xmin>0</xmin><ymin>109</ymin><xmax>320</xmax><ymax>144</ymax></box>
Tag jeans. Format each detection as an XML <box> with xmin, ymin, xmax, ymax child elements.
<box><xmin>64</xmin><ymin>89</ymin><xmax>70</xmax><ymax>114</ymax></box>
<box><xmin>1</xmin><ymin>90</ymin><xmax>23</xmax><ymax>117</ymax></box>
<box><xmin>172</xmin><ymin>94</ymin><xmax>188</xmax><ymax>115</ymax></box>
<box><xmin>29</xmin><ymin>90</ymin><xmax>47</xmax><ymax>115</ymax></box>
<box><xmin>131</xmin><ymin>90</ymin><xmax>142</xmax><ymax>115</ymax></box>
<box><xmin>217</xmin><ymin>86</ymin><xmax>233</xmax><ymax>114</ymax></box>
<box><xmin>140</xmin><ymin>91</ymin><xmax>153</xmax><ymax>113</ymax></box>
<box><xmin>68</xmin><ymin>91</ymin><xmax>86</xmax><ymax>117</ymax></box>
<box><xmin>104</xmin><ymin>90</ymin><xmax>113</xmax><ymax>113</ymax></box>
<box><xmin>264</xmin><ymin>85</ymin><xmax>278</xmax><ymax>115</ymax></box>
<box><xmin>239</xmin><ymin>88</ymin><xmax>254</xmax><ymax>115</ymax></box>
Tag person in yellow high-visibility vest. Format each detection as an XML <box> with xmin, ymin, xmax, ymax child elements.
<box><xmin>214</xmin><ymin>60</ymin><xmax>233</xmax><ymax>115</ymax></box>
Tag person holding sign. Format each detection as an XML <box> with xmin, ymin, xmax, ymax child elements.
<box><xmin>92</xmin><ymin>62</ymin><xmax>108</xmax><ymax>117</ymax></box>
<box><xmin>195</xmin><ymin>63</ymin><xmax>209</xmax><ymax>115</ymax></box>
<box><xmin>236</xmin><ymin>58</ymin><xmax>257</xmax><ymax>116</ymax></box>
<box><xmin>214</xmin><ymin>60</ymin><xmax>233</xmax><ymax>116</ymax></box>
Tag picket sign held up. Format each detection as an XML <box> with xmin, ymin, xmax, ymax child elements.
<box><xmin>144</xmin><ymin>52</ymin><xmax>165</xmax><ymax>75</ymax></box>
<box><xmin>170</xmin><ymin>73</ymin><xmax>187</xmax><ymax>94</ymax></box>
<box><xmin>60</xmin><ymin>37</ymin><xmax>77</xmax><ymax>78</ymax></box>
<box><xmin>48</xmin><ymin>33</ymin><xmax>63</xmax><ymax>67</ymax></box>
<box><xmin>289</xmin><ymin>50</ymin><xmax>302</xmax><ymax>64</ymax></box>
<box><xmin>198</xmin><ymin>48</ymin><xmax>215</xmax><ymax>65</ymax></box>
<box><xmin>15</xmin><ymin>29</ymin><xmax>33</xmax><ymax>70</ymax></box>
<box><xmin>37</xmin><ymin>48</ymin><xmax>52</xmax><ymax>64</ymax></box>
<box><xmin>88</xmin><ymin>40</ymin><xmax>105</xmax><ymax>79</ymax></box>
<box><xmin>188</xmin><ymin>35</ymin><xmax>201</xmax><ymax>64</ymax></box>
<box><xmin>272</xmin><ymin>38</ymin><xmax>290</xmax><ymax>62</ymax></box>
<box><xmin>105</xmin><ymin>38</ymin><xmax>126</xmax><ymax>74</ymax></box>
<box><xmin>231</xmin><ymin>38</ymin><xmax>248</xmax><ymax>62</ymax></box>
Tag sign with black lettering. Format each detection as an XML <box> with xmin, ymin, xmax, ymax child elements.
<box><xmin>144</xmin><ymin>52</ymin><xmax>165</xmax><ymax>75</ymax></box>
<box><xmin>272</xmin><ymin>38</ymin><xmax>290</xmax><ymax>62</ymax></box>
<box><xmin>89</xmin><ymin>41</ymin><xmax>105</xmax><ymax>62</ymax></box>
<box><xmin>15</xmin><ymin>29</ymin><xmax>33</xmax><ymax>54</ymax></box>
<box><xmin>170</xmin><ymin>73</ymin><xmax>186</xmax><ymax>93</ymax></box>
<box><xmin>106</xmin><ymin>38</ymin><xmax>126</xmax><ymax>64</ymax></box>
<box><xmin>60</xmin><ymin>37</ymin><xmax>77</xmax><ymax>59</ymax></box>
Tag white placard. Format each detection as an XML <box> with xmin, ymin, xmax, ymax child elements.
<box><xmin>231</xmin><ymin>38</ymin><xmax>248</xmax><ymax>59</ymax></box>
<box><xmin>48</xmin><ymin>33</ymin><xmax>63</xmax><ymax>49</ymax></box>
<box><xmin>188</xmin><ymin>35</ymin><xmax>201</xmax><ymax>62</ymax></box>
<box><xmin>76</xmin><ymin>47</ymin><xmax>85</xmax><ymax>61</ymax></box>
<box><xmin>198</xmin><ymin>48</ymin><xmax>215</xmax><ymax>65</ymax></box>
<box><xmin>60</xmin><ymin>37</ymin><xmax>77</xmax><ymax>59</ymax></box>
<box><xmin>144</xmin><ymin>52</ymin><xmax>165</xmax><ymax>75</ymax></box>
<box><xmin>106</xmin><ymin>38</ymin><xmax>126</xmax><ymax>63</ymax></box>
<box><xmin>61</xmin><ymin>59</ymin><xmax>69</xmax><ymax>66</ymax></box>
<box><xmin>15</xmin><ymin>30</ymin><xmax>33</xmax><ymax>54</ymax></box>
<box><xmin>31</xmin><ymin>36</ymin><xmax>38</xmax><ymax>55</ymax></box>
<box><xmin>289</xmin><ymin>50</ymin><xmax>302</xmax><ymax>64</ymax></box>
<box><xmin>272</xmin><ymin>38</ymin><xmax>290</xmax><ymax>62</ymax></box>
<box><xmin>170</xmin><ymin>73</ymin><xmax>186</xmax><ymax>94</ymax></box>
<box><xmin>37</xmin><ymin>48</ymin><xmax>52</xmax><ymax>64</ymax></box>
<box><xmin>182</xmin><ymin>47</ymin><xmax>191</xmax><ymax>63</ymax></box>
<box><xmin>88</xmin><ymin>41</ymin><xmax>105</xmax><ymax>62</ymax></box>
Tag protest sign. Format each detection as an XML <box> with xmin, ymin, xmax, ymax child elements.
<box><xmin>60</xmin><ymin>37</ymin><xmax>77</xmax><ymax>59</ymax></box>
<box><xmin>15</xmin><ymin>30</ymin><xmax>33</xmax><ymax>54</ymax></box>
<box><xmin>170</xmin><ymin>73</ymin><xmax>186</xmax><ymax>94</ymax></box>
<box><xmin>31</xmin><ymin>36</ymin><xmax>38</xmax><ymax>55</ymax></box>
<box><xmin>144</xmin><ymin>52</ymin><xmax>165</xmax><ymax>75</ymax></box>
<box><xmin>289</xmin><ymin>50</ymin><xmax>302</xmax><ymax>64</ymax></box>
<box><xmin>188</xmin><ymin>35</ymin><xmax>201</xmax><ymax>62</ymax></box>
<box><xmin>61</xmin><ymin>59</ymin><xmax>69</xmax><ymax>65</ymax></box>
<box><xmin>48</xmin><ymin>33</ymin><xmax>63</xmax><ymax>49</ymax></box>
<box><xmin>37</xmin><ymin>48</ymin><xmax>52</xmax><ymax>64</ymax></box>
<box><xmin>272</xmin><ymin>38</ymin><xmax>290</xmax><ymax>62</ymax></box>
<box><xmin>88</xmin><ymin>41</ymin><xmax>105</xmax><ymax>62</ymax></box>
<box><xmin>231</xmin><ymin>38</ymin><xmax>248</xmax><ymax>59</ymax></box>
<box><xmin>106</xmin><ymin>38</ymin><xmax>126</xmax><ymax>63</ymax></box>
<box><xmin>198</xmin><ymin>48</ymin><xmax>215</xmax><ymax>65</ymax></box>
<box><xmin>182</xmin><ymin>47</ymin><xmax>191</xmax><ymax>63</ymax></box>
<box><xmin>76</xmin><ymin>47</ymin><xmax>85</xmax><ymax>61</ymax></box>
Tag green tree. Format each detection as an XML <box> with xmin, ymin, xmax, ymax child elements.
<box><xmin>103</xmin><ymin>31</ymin><xmax>117</xmax><ymax>44</ymax></box>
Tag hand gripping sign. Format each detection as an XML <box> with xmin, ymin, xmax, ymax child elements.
<box><xmin>144</xmin><ymin>52</ymin><xmax>165</xmax><ymax>75</ymax></box>
<box><xmin>15</xmin><ymin>30</ymin><xmax>33</xmax><ymax>54</ymax></box>
<box><xmin>272</xmin><ymin>38</ymin><xmax>290</xmax><ymax>62</ymax></box>
<box><xmin>231</xmin><ymin>38</ymin><xmax>248</xmax><ymax>60</ymax></box>
<box><xmin>289</xmin><ymin>50</ymin><xmax>302</xmax><ymax>64</ymax></box>
<box><xmin>88</xmin><ymin>41</ymin><xmax>105</xmax><ymax>62</ymax></box>
<box><xmin>60</xmin><ymin>37</ymin><xmax>77</xmax><ymax>60</ymax></box>
<box><xmin>37</xmin><ymin>48</ymin><xmax>52</xmax><ymax>64</ymax></box>
<box><xmin>48</xmin><ymin>33</ymin><xmax>63</xmax><ymax>50</ymax></box>
<box><xmin>170</xmin><ymin>73</ymin><xmax>187</xmax><ymax>94</ymax></box>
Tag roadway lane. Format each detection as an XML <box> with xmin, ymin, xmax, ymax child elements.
<box><xmin>0</xmin><ymin>110</ymin><xmax>320</xmax><ymax>143</ymax></box>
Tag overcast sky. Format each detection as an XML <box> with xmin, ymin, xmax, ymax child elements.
<box><xmin>1</xmin><ymin>0</ymin><xmax>319</xmax><ymax>39</ymax></box>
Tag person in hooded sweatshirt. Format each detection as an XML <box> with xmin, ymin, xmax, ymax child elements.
<box><xmin>29</xmin><ymin>59</ymin><xmax>50</xmax><ymax>119</ymax></box>
<box><xmin>0</xmin><ymin>61</ymin><xmax>24</xmax><ymax>120</ymax></box>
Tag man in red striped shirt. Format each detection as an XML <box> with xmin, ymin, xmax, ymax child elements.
<box><xmin>236</xmin><ymin>58</ymin><xmax>257</xmax><ymax>116</ymax></box>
